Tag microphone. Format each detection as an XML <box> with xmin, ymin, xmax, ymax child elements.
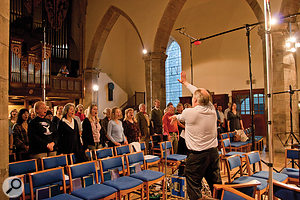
<box><xmin>175</xmin><ymin>27</ymin><xmax>185</xmax><ymax>31</ymax></box>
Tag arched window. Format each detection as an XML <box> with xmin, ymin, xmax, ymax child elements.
<box><xmin>165</xmin><ymin>40</ymin><xmax>182</xmax><ymax>106</ymax></box>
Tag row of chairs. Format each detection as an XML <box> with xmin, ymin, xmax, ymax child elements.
<box><xmin>224</xmin><ymin>150</ymin><xmax>294</xmax><ymax>200</ymax></box>
<box><xmin>10</xmin><ymin>151</ymin><xmax>165</xmax><ymax>200</ymax></box>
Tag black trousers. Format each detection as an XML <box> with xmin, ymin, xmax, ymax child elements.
<box><xmin>185</xmin><ymin>147</ymin><xmax>222</xmax><ymax>200</ymax></box>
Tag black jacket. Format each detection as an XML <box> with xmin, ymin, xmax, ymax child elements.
<box><xmin>28</xmin><ymin>116</ymin><xmax>58</xmax><ymax>154</ymax></box>
<box><xmin>82</xmin><ymin>118</ymin><xmax>95</xmax><ymax>149</ymax></box>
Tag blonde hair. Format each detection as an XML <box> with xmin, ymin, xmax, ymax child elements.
<box><xmin>124</xmin><ymin>108</ymin><xmax>136</xmax><ymax>122</ymax></box>
<box><xmin>111</xmin><ymin>107</ymin><xmax>122</xmax><ymax>120</ymax></box>
<box><xmin>87</xmin><ymin>104</ymin><xmax>99</xmax><ymax>122</ymax></box>
<box><xmin>75</xmin><ymin>104</ymin><xmax>84</xmax><ymax>113</ymax></box>
<box><xmin>62</xmin><ymin>103</ymin><xmax>75</xmax><ymax>118</ymax></box>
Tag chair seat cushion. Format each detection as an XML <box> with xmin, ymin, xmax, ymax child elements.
<box><xmin>145</xmin><ymin>156</ymin><xmax>160</xmax><ymax>163</ymax></box>
<box><xmin>252</xmin><ymin>171</ymin><xmax>288</xmax><ymax>182</ymax></box>
<box><xmin>71</xmin><ymin>184</ymin><xmax>117</xmax><ymax>200</ymax></box>
<box><xmin>281</xmin><ymin>168</ymin><xmax>299</xmax><ymax>179</ymax></box>
<box><xmin>231</xmin><ymin>142</ymin><xmax>248</xmax><ymax>147</ymax></box>
<box><xmin>104</xmin><ymin>176</ymin><xmax>143</xmax><ymax>190</ymax></box>
<box><xmin>232</xmin><ymin>176</ymin><xmax>268</xmax><ymax>191</ymax></box>
<box><xmin>130</xmin><ymin>170</ymin><xmax>164</xmax><ymax>182</ymax></box>
<box><xmin>166</xmin><ymin>154</ymin><xmax>187</xmax><ymax>161</ymax></box>
<box><xmin>45</xmin><ymin>194</ymin><xmax>83</xmax><ymax>200</ymax></box>
<box><xmin>225</xmin><ymin>152</ymin><xmax>245</xmax><ymax>157</ymax></box>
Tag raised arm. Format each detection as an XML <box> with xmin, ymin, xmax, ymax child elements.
<box><xmin>177</xmin><ymin>71</ymin><xmax>197</xmax><ymax>94</ymax></box>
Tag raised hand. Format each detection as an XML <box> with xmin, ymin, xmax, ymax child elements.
<box><xmin>177</xmin><ymin>71</ymin><xmax>187</xmax><ymax>84</ymax></box>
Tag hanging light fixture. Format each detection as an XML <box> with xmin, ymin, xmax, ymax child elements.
<box><xmin>285</xmin><ymin>22</ymin><xmax>300</xmax><ymax>52</ymax></box>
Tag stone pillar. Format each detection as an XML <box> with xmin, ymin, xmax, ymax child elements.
<box><xmin>0</xmin><ymin>0</ymin><xmax>9</xmax><ymax>199</ymax></box>
<box><xmin>83</xmin><ymin>68</ymin><xmax>101</xmax><ymax>108</ymax></box>
<box><xmin>143</xmin><ymin>52</ymin><xmax>167</xmax><ymax>113</ymax></box>
<box><xmin>271</xmin><ymin>23</ymin><xmax>299</xmax><ymax>152</ymax></box>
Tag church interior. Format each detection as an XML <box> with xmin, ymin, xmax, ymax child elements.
<box><xmin>1</xmin><ymin>0</ymin><xmax>300</xmax><ymax>199</ymax></box>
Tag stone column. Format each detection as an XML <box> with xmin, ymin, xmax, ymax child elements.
<box><xmin>271</xmin><ymin>23</ymin><xmax>299</xmax><ymax>152</ymax></box>
<box><xmin>0</xmin><ymin>0</ymin><xmax>9</xmax><ymax>199</ymax></box>
<box><xmin>143</xmin><ymin>52</ymin><xmax>167</xmax><ymax>113</ymax></box>
<box><xmin>83</xmin><ymin>68</ymin><xmax>101</xmax><ymax>108</ymax></box>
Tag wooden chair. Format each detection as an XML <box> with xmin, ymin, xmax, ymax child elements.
<box><xmin>281</xmin><ymin>148</ymin><xmax>299</xmax><ymax>184</ymax></box>
<box><xmin>273</xmin><ymin>180</ymin><xmax>300</xmax><ymax>200</ymax></box>
<box><xmin>150</xmin><ymin>134</ymin><xmax>163</xmax><ymax>155</ymax></box>
<box><xmin>125</xmin><ymin>151</ymin><xmax>165</xmax><ymax>200</ymax></box>
<box><xmin>67</xmin><ymin>161</ymin><xmax>118</xmax><ymax>200</ymax></box>
<box><xmin>114</xmin><ymin>144</ymin><xmax>131</xmax><ymax>156</ymax></box>
<box><xmin>213</xmin><ymin>181</ymin><xmax>260</xmax><ymax>200</ymax></box>
<box><xmin>244</xmin><ymin>151</ymin><xmax>288</xmax><ymax>183</ymax></box>
<box><xmin>99</xmin><ymin>155</ymin><xmax>144</xmax><ymax>199</ymax></box>
<box><xmin>225</xmin><ymin>154</ymin><xmax>268</xmax><ymax>200</ymax></box>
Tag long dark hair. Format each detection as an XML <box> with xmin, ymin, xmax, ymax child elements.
<box><xmin>16</xmin><ymin>108</ymin><xmax>29</xmax><ymax>125</ymax></box>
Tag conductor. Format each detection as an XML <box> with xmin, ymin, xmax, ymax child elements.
<box><xmin>170</xmin><ymin>71</ymin><xmax>221</xmax><ymax>200</ymax></box>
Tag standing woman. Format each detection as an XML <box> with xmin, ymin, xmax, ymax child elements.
<box><xmin>227</xmin><ymin>103</ymin><xmax>244</xmax><ymax>132</ymax></box>
<box><xmin>82</xmin><ymin>104</ymin><xmax>101</xmax><ymax>150</ymax></box>
<box><xmin>57</xmin><ymin>103</ymin><xmax>85</xmax><ymax>161</ymax></box>
<box><xmin>107</xmin><ymin>107</ymin><xmax>128</xmax><ymax>147</ymax></box>
<box><xmin>52</xmin><ymin>105</ymin><xmax>63</xmax><ymax>128</ymax></box>
<box><xmin>9</xmin><ymin>109</ymin><xmax>18</xmax><ymax>154</ymax></box>
<box><xmin>123</xmin><ymin>108</ymin><xmax>140</xmax><ymax>143</ymax></box>
<box><xmin>13</xmin><ymin>109</ymin><xmax>30</xmax><ymax>160</ymax></box>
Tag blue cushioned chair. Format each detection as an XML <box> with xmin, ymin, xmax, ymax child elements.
<box><xmin>221</xmin><ymin>139</ymin><xmax>247</xmax><ymax>157</ymax></box>
<box><xmin>69</xmin><ymin>151</ymin><xmax>93</xmax><ymax>165</ymax></box>
<box><xmin>226</xmin><ymin>132</ymin><xmax>249</xmax><ymax>152</ymax></box>
<box><xmin>41</xmin><ymin>155</ymin><xmax>68</xmax><ymax>170</ymax></box>
<box><xmin>159</xmin><ymin>141</ymin><xmax>187</xmax><ymax>174</ymax></box>
<box><xmin>225</xmin><ymin>155</ymin><xmax>268</xmax><ymax>200</ymax></box>
<box><xmin>213</xmin><ymin>181</ymin><xmax>261</xmax><ymax>200</ymax></box>
<box><xmin>114</xmin><ymin>144</ymin><xmax>131</xmax><ymax>156</ymax></box>
<box><xmin>245</xmin><ymin>151</ymin><xmax>288</xmax><ymax>183</ymax></box>
<box><xmin>95</xmin><ymin>147</ymin><xmax>114</xmax><ymax>159</ymax></box>
<box><xmin>273</xmin><ymin>180</ymin><xmax>300</xmax><ymax>200</ymax></box>
<box><xmin>9</xmin><ymin>159</ymin><xmax>38</xmax><ymax>197</ymax></box>
<box><xmin>44</xmin><ymin>193</ymin><xmax>83</xmax><ymax>200</ymax></box>
<box><xmin>29</xmin><ymin>167</ymin><xmax>70</xmax><ymax>200</ymax></box>
<box><xmin>99</xmin><ymin>155</ymin><xmax>144</xmax><ymax>199</ymax></box>
<box><xmin>125</xmin><ymin>152</ymin><xmax>165</xmax><ymax>200</ymax></box>
<box><xmin>281</xmin><ymin>148</ymin><xmax>299</xmax><ymax>184</ymax></box>
<box><xmin>67</xmin><ymin>161</ymin><xmax>117</xmax><ymax>200</ymax></box>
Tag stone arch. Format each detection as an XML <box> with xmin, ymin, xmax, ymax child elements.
<box><xmin>86</xmin><ymin>6</ymin><xmax>144</xmax><ymax>69</ymax></box>
<box><xmin>153</xmin><ymin>0</ymin><xmax>264</xmax><ymax>53</ymax></box>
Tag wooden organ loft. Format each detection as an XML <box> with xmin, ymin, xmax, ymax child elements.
<box><xmin>9</xmin><ymin>0</ymin><xmax>83</xmax><ymax>106</ymax></box>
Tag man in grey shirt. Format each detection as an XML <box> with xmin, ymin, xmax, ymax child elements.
<box><xmin>171</xmin><ymin>71</ymin><xmax>221</xmax><ymax>200</ymax></box>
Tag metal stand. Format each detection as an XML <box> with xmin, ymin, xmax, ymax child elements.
<box><xmin>273</xmin><ymin>85</ymin><xmax>300</xmax><ymax>148</ymax></box>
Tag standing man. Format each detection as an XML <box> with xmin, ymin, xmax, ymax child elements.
<box><xmin>28</xmin><ymin>101</ymin><xmax>58</xmax><ymax>159</ymax></box>
<box><xmin>136</xmin><ymin>104</ymin><xmax>150</xmax><ymax>153</ymax></box>
<box><xmin>150</xmin><ymin>99</ymin><xmax>163</xmax><ymax>135</ymax></box>
<box><xmin>171</xmin><ymin>71</ymin><xmax>221</xmax><ymax>200</ymax></box>
<box><xmin>162</xmin><ymin>103</ymin><xmax>179</xmax><ymax>153</ymax></box>
<box><xmin>218</xmin><ymin>105</ymin><xmax>225</xmax><ymax>133</ymax></box>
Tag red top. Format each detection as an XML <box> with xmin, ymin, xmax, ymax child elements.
<box><xmin>75</xmin><ymin>112</ymin><xmax>86</xmax><ymax>121</ymax></box>
<box><xmin>162</xmin><ymin>112</ymin><xmax>178</xmax><ymax>135</ymax></box>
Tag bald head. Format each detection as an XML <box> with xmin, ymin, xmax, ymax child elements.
<box><xmin>193</xmin><ymin>88</ymin><xmax>210</xmax><ymax>106</ymax></box>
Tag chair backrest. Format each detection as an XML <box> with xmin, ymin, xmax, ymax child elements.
<box><xmin>67</xmin><ymin>161</ymin><xmax>98</xmax><ymax>191</ymax></box>
<box><xmin>225</xmin><ymin>155</ymin><xmax>243</xmax><ymax>183</ymax></box>
<box><xmin>245</xmin><ymin>151</ymin><xmax>262</xmax><ymax>175</ymax></box>
<box><xmin>151</xmin><ymin>134</ymin><xmax>163</xmax><ymax>147</ymax></box>
<box><xmin>29</xmin><ymin>167</ymin><xmax>66</xmax><ymax>199</ymax></box>
<box><xmin>99</xmin><ymin>155</ymin><xmax>125</xmax><ymax>174</ymax></box>
<box><xmin>285</xmin><ymin>149</ymin><xmax>300</xmax><ymax>168</ymax></box>
<box><xmin>222</xmin><ymin>138</ymin><xmax>231</xmax><ymax>149</ymax></box>
<box><xmin>95</xmin><ymin>147</ymin><xmax>114</xmax><ymax>159</ymax></box>
<box><xmin>115</xmin><ymin>145</ymin><xmax>131</xmax><ymax>156</ymax></box>
<box><xmin>221</xmin><ymin>133</ymin><xmax>229</xmax><ymax>140</ymax></box>
<box><xmin>160</xmin><ymin>141</ymin><xmax>174</xmax><ymax>158</ymax></box>
<box><xmin>125</xmin><ymin>152</ymin><xmax>146</xmax><ymax>173</ymax></box>
<box><xmin>140</xmin><ymin>142</ymin><xmax>146</xmax><ymax>151</ymax></box>
<box><xmin>273</xmin><ymin>180</ymin><xmax>300</xmax><ymax>200</ymax></box>
<box><xmin>85</xmin><ymin>150</ymin><xmax>93</xmax><ymax>160</ymax></box>
<box><xmin>41</xmin><ymin>155</ymin><xmax>68</xmax><ymax>170</ymax></box>
<box><xmin>9</xmin><ymin>159</ymin><xmax>37</xmax><ymax>176</ymax></box>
